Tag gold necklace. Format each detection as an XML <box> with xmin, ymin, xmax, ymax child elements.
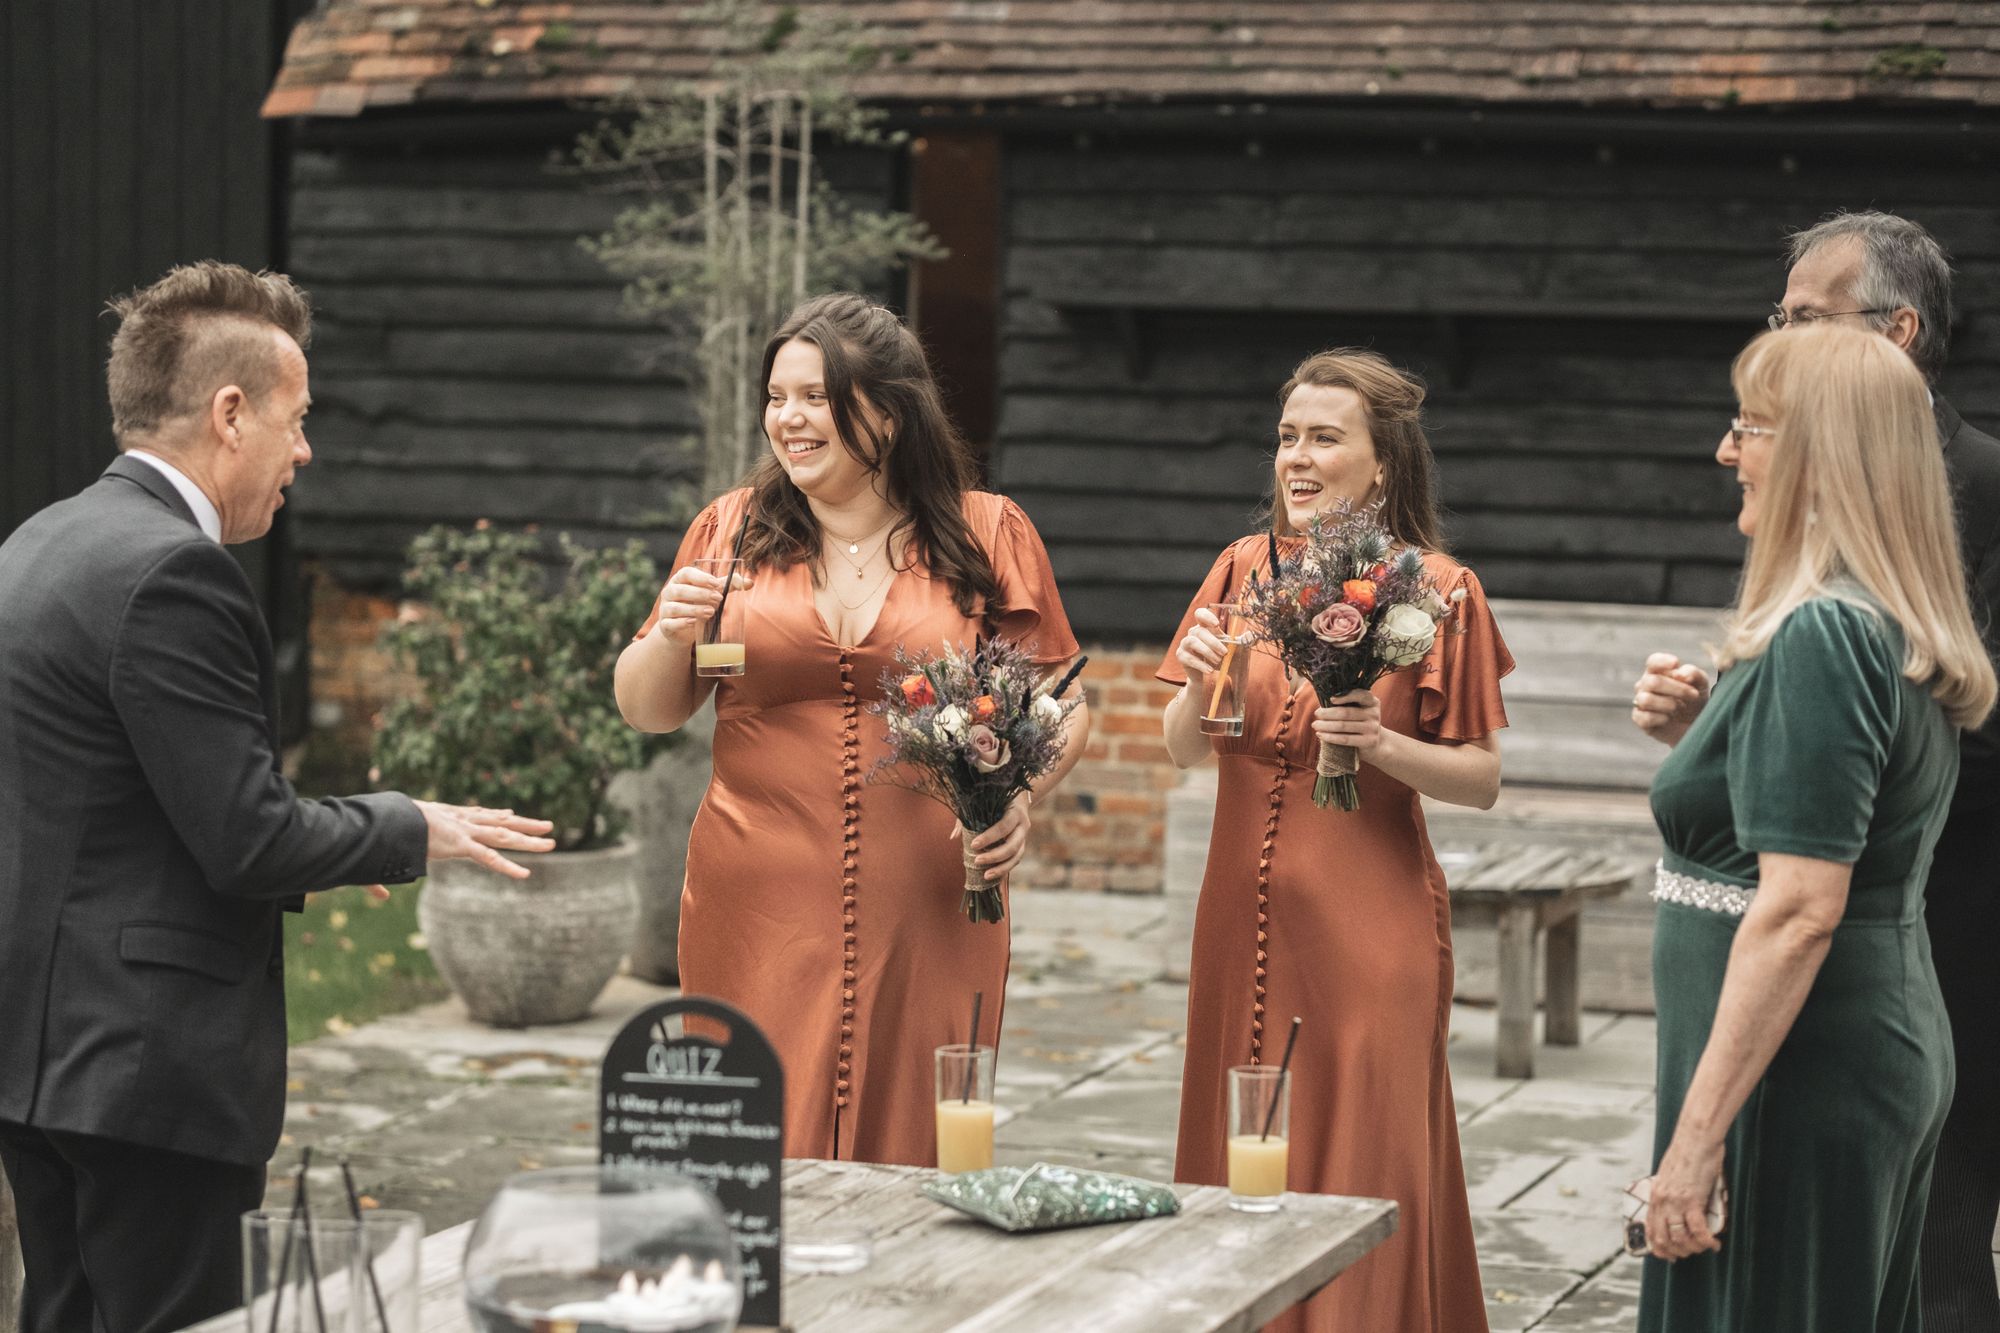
<box><xmin>820</xmin><ymin>506</ymin><xmax>900</xmax><ymax>552</ymax></box>
<box><xmin>824</xmin><ymin>524</ymin><xmax>897</xmax><ymax>581</ymax></box>
<box><xmin>825</xmin><ymin>562</ymin><xmax>896</xmax><ymax>611</ymax></box>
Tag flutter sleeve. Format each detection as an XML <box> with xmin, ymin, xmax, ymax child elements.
<box><xmin>629</xmin><ymin>494</ymin><xmax>729</xmax><ymax>641</ymax></box>
<box><xmin>990</xmin><ymin>496</ymin><xmax>1082</xmax><ymax>666</ymax></box>
<box><xmin>1156</xmin><ymin>543</ymin><xmax>1247</xmax><ymax>687</ymax></box>
<box><xmin>1415</xmin><ymin>562</ymin><xmax>1514</xmax><ymax>741</ymax></box>
<box><xmin>1726</xmin><ymin>598</ymin><xmax>1899</xmax><ymax>863</ymax></box>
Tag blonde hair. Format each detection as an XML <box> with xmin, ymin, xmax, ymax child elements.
<box><xmin>1722</xmin><ymin>322</ymin><xmax>1995</xmax><ymax>729</ymax></box>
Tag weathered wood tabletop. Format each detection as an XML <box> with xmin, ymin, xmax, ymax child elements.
<box><xmin>184</xmin><ymin>1158</ymin><xmax>1395</xmax><ymax>1332</ymax></box>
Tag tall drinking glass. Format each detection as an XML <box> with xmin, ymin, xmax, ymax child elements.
<box><xmin>1227</xmin><ymin>1064</ymin><xmax>1290</xmax><ymax>1212</ymax></box>
<box><xmin>243</xmin><ymin>1209</ymin><xmax>420</xmax><ymax>1332</ymax></box>
<box><xmin>1198</xmin><ymin>603</ymin><xmax>1248</xmax><ymax>737</ymax></box>
<box><xmin>694</xmin><ymin>557</ymin><xmax>745</xmax><ymax>677</ymax></box>
<box><xmin>934</xmin><ymin>1044</ymin><xmax>997</xmax><ymax>1173</ymax></box>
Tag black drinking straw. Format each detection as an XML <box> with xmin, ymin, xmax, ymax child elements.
<box><xmin>339</xmin><ymin>1157</ymin><xmax>391</xmax><ymax>1333</ymax></box>
<box><xmin>1261</xmin><ymin>1017</ymin><xmax>1303</xmax><ymax>1142</ymax></box>
<box><xmin>296</xmin><ymin>1149</ymin><xmax>330</xmax><ymax>1333</ymax></box>
<box><xmin>962</xmin><ymin>989</ymin><xmax>985</xmax><ymax>1103</ymax></box>
<box><xmin>705</xmin><ymin>500</ymin><xmax>756</xmax><ymax>646</ymax></box>
<box><xmin>266</xmin><ymin>1159</ymin><xmax>307</xmax><ymax>1333</ymax></box>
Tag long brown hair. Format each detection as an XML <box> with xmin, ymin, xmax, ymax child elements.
<box><xmin>738</xmin><ymin>293</ymin><xmax>1000</xmax><ymax>620</ymax></box>
<box><xmin>1268</xmin><ymin>349</ymin><xmax>1445</xmax><ymax>551</ymax></box>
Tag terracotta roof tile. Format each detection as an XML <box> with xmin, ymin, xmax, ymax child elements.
<box><xmin>262</xmin><ymin>0</ymin><xmax>2000</xmax><ymax>118</ymax></box>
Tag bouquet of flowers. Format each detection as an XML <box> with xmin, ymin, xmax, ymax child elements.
<box><xmin>868</xmin><ymin>638</ymin><xmax>1087</xmax><ymax>923</ymax></box>
<box><xmin>1238</xmin><ymin>502</ymin><xmax>1463</xmax><ymax>810</ymax></box>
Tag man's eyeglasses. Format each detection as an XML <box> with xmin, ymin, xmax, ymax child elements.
<box><xmin>1767</xmin><ymin>306</ymin><xmax>1893</xmax><ymax>331</ymax></box>
<box><xmin>1729</xmin><ymin>418</ymin><xmax>1776</xmax><ymax>447</ymax></box>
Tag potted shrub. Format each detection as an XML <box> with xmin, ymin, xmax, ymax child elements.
<box><xmin>373</xmin><ymin>523</ymin><xmax>670</xmax><ymax>1027</ymax></box>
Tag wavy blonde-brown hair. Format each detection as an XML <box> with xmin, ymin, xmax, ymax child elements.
<box><xmin>1268</xmin><ymin>349</ymin><xmax>1445</xmax><ymax>552</ymax></box>
<box><xmin>1722</xmin><ymin>322</ymin><xmax>1994</xmax><ymax>728</ymax></box>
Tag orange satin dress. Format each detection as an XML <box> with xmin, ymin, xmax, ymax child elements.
<box><xmin>1160</xmin><ymin>537</ymin><xmax>1512</xmax><ymax>1333</ymax></box>
<box><xmin>639</xmin><ymin>488</ymin><xmax>1079</xmax><ymax>1165</ymax></box>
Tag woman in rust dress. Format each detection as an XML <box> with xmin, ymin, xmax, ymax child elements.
<box><xmin>1161</xmin><ymin>350</ymin><xmax>1509</xmax><ymax>1332</ymax></box>
<box><xmin>616</xmin><ymin>294</ymin><xmax>1087</xmax><ymax>1165</ymax></box>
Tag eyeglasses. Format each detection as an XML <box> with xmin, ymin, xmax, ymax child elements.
<box><xmin>1767</xmin><ymin>306</ymin><xmax>1893</xmax><ymax>331</ymax></box>
<box><xmin>1728</xmin><ymin>418</ymin><xmax>1776</xmax><ymax>446</ymax></box>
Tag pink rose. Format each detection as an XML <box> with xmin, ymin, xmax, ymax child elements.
<box><xmin>967</xmin><ymin>723</ymin><xmax>1012</xmax><ymax>773</ymax></box>
<box><xmin>1311</xmin><ymin>601</ymin><xmax>1367</xmax><ymax>648</ymax></box>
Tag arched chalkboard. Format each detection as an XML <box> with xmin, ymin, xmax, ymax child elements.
<box><xmin>600</xmin><ymin>995</ymin><xmax>785</xmax><ymax>1328</ymax></box>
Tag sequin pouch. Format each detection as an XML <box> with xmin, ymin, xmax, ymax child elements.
<box><xmin>920</xmin><ymin>1162</ymin><xmax>1181</xmax><ymax>1232</ymax></box>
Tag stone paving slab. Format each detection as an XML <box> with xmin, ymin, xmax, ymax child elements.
<box><xmin>265</xmin><ymin>888</ymin><xmax>1668</xmax><ymax>1328</ymax></box>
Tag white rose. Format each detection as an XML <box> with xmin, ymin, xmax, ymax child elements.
<box><xmin>934</xmin><ymin>704</ymin><xmax>970</xmax><ymax>743</ymax></box>
<box><xmin>1033</xmin><ymin>694</ymin><xmax>1063</xmax><ymax>726</ymax></box>
<box><xmin>1376</xmin><ymin>603</ymin><xmax>1438</xmax><ymax>667</ymax></box>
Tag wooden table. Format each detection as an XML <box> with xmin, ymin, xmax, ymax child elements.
<box><xmin>184</xmin><ymin>1159</ymin><xmax>1394</xmax><ymax>1332</ymax></box>
<box><xmin>1444</xmin><ymin>843</ymin><xmax>1646</xmax><ymax>1079</ymax></box>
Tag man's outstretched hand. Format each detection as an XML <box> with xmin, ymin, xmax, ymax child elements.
<box><xmin>361</xmin><ymin>803</ymin><xmax>557</xmax><ymax>899</ymax></box>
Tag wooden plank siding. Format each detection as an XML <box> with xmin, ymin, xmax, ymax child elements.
<box><xmin>1</xmin><ymin>0</ymin><xmax>296</xmax><ymax>539</ymax></box>
<box><xmin>992</xmin><ymin>131</ymin><xmax>2000</xmax><ymax>640</ymax></box>
<box><xmin>283</xmin><ymin>141</ymin><xmax>898</xmax><ymax>586</ymax></box>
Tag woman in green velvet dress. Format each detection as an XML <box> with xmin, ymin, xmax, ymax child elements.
<box><xmin>1633</xmin><ymin>322</ymin><xmax>1996</xmax><ymax>1332</ymax></box>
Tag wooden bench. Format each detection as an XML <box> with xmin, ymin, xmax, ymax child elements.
<box><xmin>1438</xmin><ymin>843</ymin><xmax>1647</xmax><ymax>1078</ymax></box>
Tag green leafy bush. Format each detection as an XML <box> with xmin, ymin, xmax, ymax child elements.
<box><xmin>373</xmin><ymin>524</ymin><xmax>670</xmax><ymax>851</ymax></box>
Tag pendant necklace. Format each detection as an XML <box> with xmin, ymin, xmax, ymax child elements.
<box><xmin>821</xmin><ymin>513</ymin><xmax>898</xmax><ymax>561</ymax></box>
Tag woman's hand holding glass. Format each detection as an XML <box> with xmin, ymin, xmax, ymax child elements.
<box><xmin>648</xmin><ymin>565</ymin><xmax>751</xmax><ymax>648</ymax></box>
<box><xmin>1176</xmin><ymin>607</ymin><xmax>1230</xmax><ymax>679</ymax></box>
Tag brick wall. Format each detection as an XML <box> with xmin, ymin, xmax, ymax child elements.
<box><xmin>304</xmin><ymin>570</ymin><xmax>411</xmax><ymax>760</ymax></box>
<box><xmin>1017</xmin><ymin>647</ymin><xmax>1180</xmax><ymax>894</ymax></box>
<box><xmin>302</xmin><ymin>582</ymin><xmax>1179</xmax><ymax>894</ymax></box>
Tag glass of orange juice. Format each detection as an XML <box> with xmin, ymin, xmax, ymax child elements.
<box><xmin>934</xmin><ymin>1044</ymin><xmax>996</xmax><ymax>1173</ymax></box>
<box><xmin>1227</xmin><ymin>1064</ymin><xmax>1289</xmax><ymax>1212</ymax></box>
<box><xmin>694</xmin><ymin>557</ymin><xmax>746</xmax><ymax>677</ymax></box>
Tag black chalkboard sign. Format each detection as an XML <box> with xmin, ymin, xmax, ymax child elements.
<box><xmin>600</xmin><ymin>995</ymin><xmax>785</xmax><ymax>1328</ymax></box>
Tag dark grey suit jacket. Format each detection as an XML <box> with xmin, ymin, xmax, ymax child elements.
<box><xmin>1939</xmin><ymin>396</ymin><xmax>2000</xmax><ymax>811</ymax></box>
<box><xmin>0</xmin><ymin>456</ymin><xmax>427</xmax><ymax>1165</ymax></box>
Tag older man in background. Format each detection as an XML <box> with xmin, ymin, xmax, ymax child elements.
<box><xmin>1636</xmin><ymin>212</ymin><xmax>2000</xmax><ymax>1331</ymax></box>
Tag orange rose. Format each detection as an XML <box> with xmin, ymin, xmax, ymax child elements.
<box><xmin>972</xmin><ymin>694</ymin><xmax>999</xmax><ymax>722</ymax></box>
<box><xmin>1297</xmin><ymin>583</ymin><xmax>1325</xmax><ymax>610</ymax></box>
<box><xmin>900</xmin><ymin>674</ymin><xmax>936</xmax><ymax>708</ymax></box>
<box><xmin>1341</xmin><ymin>579</ymin><xmax>1377</xmax><ymax>612</ymax></box>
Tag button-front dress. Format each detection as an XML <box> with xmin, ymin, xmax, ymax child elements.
<box><xmin>638</xmin><ymin>487</ymin><xmax>1078</xmax><ymax>1165</ymax></box>
<box><xmin>1643</xmin><ymin>596</ymin><xmax>1958</xmax><ymax>1332</ymax></box>
<box><xmin>1159</xmin><ymin>536</ymin><xmax>1510</xmax><ymax>1333</ymax></box>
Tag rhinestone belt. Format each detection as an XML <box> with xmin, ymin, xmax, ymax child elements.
<box><xmin>1651</xmin><ymin>862</ymin><xmax>1757</xmax><ymax>916</ymax></box>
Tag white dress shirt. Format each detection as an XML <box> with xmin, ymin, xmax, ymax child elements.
<box><xmin>127</xmin><ymin>450</ymin><xmax>223</xmax><ymax>543</ymax></box>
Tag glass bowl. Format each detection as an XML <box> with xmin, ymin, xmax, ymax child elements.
<box><xmin>462</xmin><ymin>1164</ymin><xmax>741</xmax><ymax>1332</ymax></box>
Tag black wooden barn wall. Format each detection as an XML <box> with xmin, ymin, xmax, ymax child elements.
<box><xmin>284</xmin><ymin>130</ymin><xmax>900</xmax><ymax>588</ymax></box>
<box><xmin>1</xmin><ymin>0</ymin><xmax>303</xmax><ymax>539</ymax></box>
<box><xmin>994</xmin><ymin>123</ymin><xmax>2000</xmax><ymax>639</ymax></box>
<box><xmin>281</xmin><ymin>110</ymin><xmax>1999</xmax><ymax>641</ymax></box>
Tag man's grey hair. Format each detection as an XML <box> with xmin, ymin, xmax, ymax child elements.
<box><xmin>1787</xmin><ymin>210</ymin><xmax>1953</xmax><ymax>382</ymax></box>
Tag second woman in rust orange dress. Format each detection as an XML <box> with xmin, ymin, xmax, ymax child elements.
<box><xmin>616</xmin><ymin>294</ymin><xmax>1087</xmax><ymax>1165</ymax></box>
<box><xmin>1161</xmin><ymin>350</ymin><xmax>1509</xmax><ymax>1332</ymax></box>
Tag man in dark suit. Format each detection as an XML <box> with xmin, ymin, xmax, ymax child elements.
<box><xmin>1635</xmin><ymin>212</ymin><xmax>2000</xmax><ymax>1332</ymax></box>
<box><xmin>0</xmin><ymin>262</ymin><xmax>555</xmax><ymax>1332</ymax></box>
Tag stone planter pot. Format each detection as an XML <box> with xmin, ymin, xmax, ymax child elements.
<box><xmin>419</xmin><ymin>840</ymin><xmax>640</xmax><ymax>1028</ymax></box>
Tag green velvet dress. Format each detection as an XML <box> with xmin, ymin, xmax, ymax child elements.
<box><xmin>1642</xmin><ymin>596</ymin><xmax>1959</xmax><ymax>1333</ymax></box>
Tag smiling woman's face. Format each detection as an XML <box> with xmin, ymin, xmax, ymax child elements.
<box><xmin>764</xmin><ymin>337</ymin><xmax>884</xmax><ymax>504</ymax></box>
<box><xmin>1714</xmin><ymin>408</ymin><xmax>1778</xmax><ymax>539</ymax></box>
<box><xmin>1274</xmin><ymin>384</ymin><xmax>1383</xmax><ymax>532</ymax></box>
